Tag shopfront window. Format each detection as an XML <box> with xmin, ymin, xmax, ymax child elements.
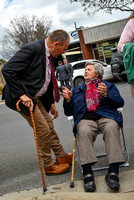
<box><xmin>93</xmin><ymin>38</ymin><xmax>119</xmax><ymax>64</ymax></box>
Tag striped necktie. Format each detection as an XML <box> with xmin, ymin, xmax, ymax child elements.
<box><xmin>48</xmin><ymin>56</ymin><xmax>60</xmax><ymax>103</ymax></box>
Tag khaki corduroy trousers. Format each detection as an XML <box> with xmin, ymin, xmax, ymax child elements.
<box><xmin>20</xmin><ymin>98</ymin><xmax>66</xmax><ymax>167</ymax></box>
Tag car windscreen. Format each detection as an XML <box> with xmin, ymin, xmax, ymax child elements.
<box><xmin>73</xmin><ymin>62</ymin><xmax>86</xmax><ymax>70</ymax></box>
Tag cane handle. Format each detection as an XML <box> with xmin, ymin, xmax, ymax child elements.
<box><xmin>16</xmin><ymin>99</ymin><xmax>22</xmax><ymax>112</ymax></box>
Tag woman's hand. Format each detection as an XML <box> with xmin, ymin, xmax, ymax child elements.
<box><xmin>97</xmin><ymin>82</ymin><xmax>107</xmax><ymax>97</ymax></box>
<box><xmin>20</xmin><ymin>94</ymin><xmax>34</xmax><ymax>111</ymax></box>
<box><xmin>62</xmin><ymin>86</ymin><xmax>72</xmax><ymax>101</ymax></box>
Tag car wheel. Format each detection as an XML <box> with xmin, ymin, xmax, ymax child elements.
<box><xmin>122</xmin><ymin>74</ymin><xmax>128</xmax><ymax>82</ymax></box>
<box><xmin>74</xmin><ymin>77</ymin><xmax>84</xmax><ymax>87</ymax></box>
<box><xmin>113</xmin><ymin>75</ymin><xmax>123</xmax><ymax>82</ymax></box>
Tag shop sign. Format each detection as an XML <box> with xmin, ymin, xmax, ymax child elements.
<box><xmin>68</xmin><ymin>30</ymin><xmax>79</xmax><ymax>44</ymax></box>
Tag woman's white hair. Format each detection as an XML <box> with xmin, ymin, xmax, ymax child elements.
<box><xmin>85</xmin><ymin>61</ymin><xmax>104</xmax><ymax>79</ymax></box>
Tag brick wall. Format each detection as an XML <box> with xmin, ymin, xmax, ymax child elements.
<box><xmin>78</xmin><ymin>30</ymin><xmax>94</xmax><ymax>60</ymax></box>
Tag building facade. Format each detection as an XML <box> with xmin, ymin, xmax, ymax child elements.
<box><xmin>66</xmin><ymin>18</ymin><xmax>128</xmax><ymax>64</ymax></box>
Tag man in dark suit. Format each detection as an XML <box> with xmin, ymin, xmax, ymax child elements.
<box><xmin>63</xmin><ymin>59</ymin><xmax>74</xmax><ymax>90</ymax></box>
<box><xmin>2</xmin><ymin>29</ymin><xmax>72</xmax><ymax>175</ymax></box>
<box><xmin>56</xmin><ymin>60</ymin><xmax>70</xmax><ymax>91</ymax></box>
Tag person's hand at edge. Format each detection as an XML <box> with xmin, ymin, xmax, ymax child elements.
<box><xmin>50</xmin><ymin>103</ymin><xmax>59</xmax><ymax>120</ymax></box>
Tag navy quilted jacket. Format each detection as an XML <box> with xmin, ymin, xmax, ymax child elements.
<box><xmin>63</xmin><ymin>80</ymin><xmax>124</xmax><ymax>136</ymax></box>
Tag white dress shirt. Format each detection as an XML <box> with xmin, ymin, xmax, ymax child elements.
<box><xmin>36</xmin><ymin>40</ymin><xmax>51</xmax><ymax>97</ymax></box>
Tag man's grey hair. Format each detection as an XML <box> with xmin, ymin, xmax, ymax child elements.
<box><xmin>85</xmin><ymin>61</ymin><xmax>104</xmax><ymax>79</ymax></box>
<box><xmin>48</xmin><ymin>29</ymin><xmax>69</xmax><ymax>45</ymax></box>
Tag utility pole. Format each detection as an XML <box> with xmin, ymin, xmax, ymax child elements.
<box><xmin>74</xmin><ymin>22</ymin><xmax>77</xmax><ymax>30</ymax></box>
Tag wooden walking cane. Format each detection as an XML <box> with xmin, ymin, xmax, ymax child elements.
<box><xmin>70</xmin><ymin>136</ymin><xmax>76</xmax><ymax>188</ymax></box>
<box><xmin>16</xmin><ymin>99</ymin><xmax>47</xmax><ymax>192</ymax></box>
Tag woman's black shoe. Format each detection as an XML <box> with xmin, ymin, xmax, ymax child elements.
<box><xmin>83</xmin><ymin>173</ymin><xmax>96</xmax><ymax>192</ymax></box>
<box><xmin>105</xmin><ymin>172</ymin><xmax>120</xmax><ymax>191</ymax></box>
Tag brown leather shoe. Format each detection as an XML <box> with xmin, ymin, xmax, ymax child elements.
<box><xmin>56</xmin><ymin>153</ymin><xmax>73</xmax><ymax>165</ymax></box>
<box><xmin>44</xmin><ymin>163</ymin><xmax>70</xmax><ymax>175</ymax></box>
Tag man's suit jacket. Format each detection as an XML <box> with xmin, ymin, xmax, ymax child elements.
<box><xmin>67</xmin><ymin>63</ymin><xmax>73</xmax><ymax>78</ymax></box>
<box><xmin>56</xmin><ymin>64</ymin><xmax>69</xmax><ymax>81</ymax></box>
<box><xmin>2</xmin><ymin>40</ymin><xmax>54</xmax><ymax>115</ymax></box>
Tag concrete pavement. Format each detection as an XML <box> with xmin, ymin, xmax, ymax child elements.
<box><xmin>1</xmin><ymin>170</ymin><xmax>134</xmax><ymax>200</ymax></box>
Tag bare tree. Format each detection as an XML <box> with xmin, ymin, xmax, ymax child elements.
<box><xmin>1</xmin><ymin>15</ymin><xmax>52</xmax><ymax>59</ymax></box>
<box><xmin>70</xmin><ymin>0</ymin><xmax>134</xmax><ymax>15</ymax></box>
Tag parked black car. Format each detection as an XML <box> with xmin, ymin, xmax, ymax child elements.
<box><xmin>110</xmin><ymin>48</ymin><xmax>127</xmax><ymax>82</ymax></box>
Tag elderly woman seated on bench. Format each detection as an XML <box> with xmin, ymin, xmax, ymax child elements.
<box><xmin>62</xmin><ymin>61</ymin><xmax>125</xmax><ymax>192</ymax></box>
